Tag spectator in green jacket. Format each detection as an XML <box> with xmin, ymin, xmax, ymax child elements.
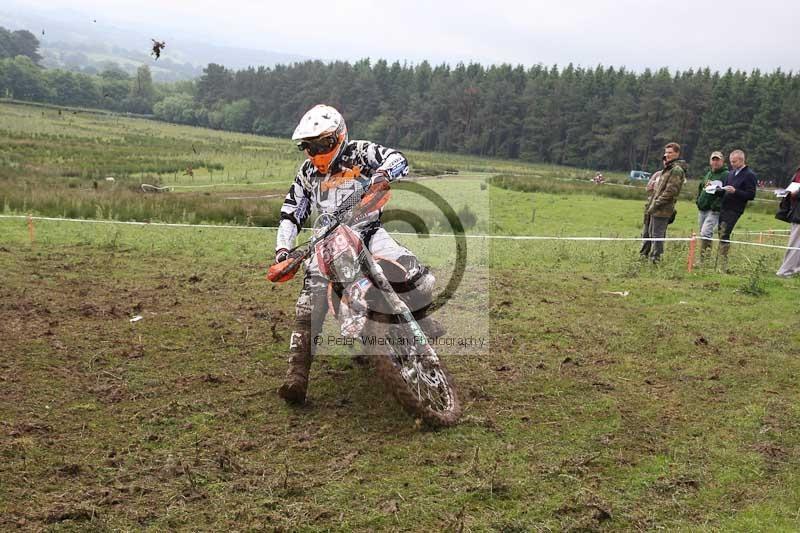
<box><xmin>644</xmin><ymin>142</ymin><xmax>687</xmax><ymax>263</ymax></box>
<box><xmin>696</xmin><ymin>151</ymin><xmax>728</xmax><ymax>263</ymax></box>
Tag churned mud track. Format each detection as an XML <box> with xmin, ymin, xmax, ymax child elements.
<box><xmin>1</xmin><ymin>241</ymin><xmax>799</xmax><ymax>530</ymax></box>
<box><xmin>0</xmin><ymin>242</ymin><xmax>486</xmax><ymax>529</ymax></box>
<box><xmin>0</xmin><ymin>244</ymin><xmax>298</xmax><ymax>528</ymax></box>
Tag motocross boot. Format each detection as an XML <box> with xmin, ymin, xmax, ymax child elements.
<box><xmin>279</xmin><ymin>277</ymin><xmax>328</xmax><ymax>405</ymax></box>
<box><xmin>278</xmin><ymin>321</ymin><xmax>313</xmax><ymax>404</ymax></box>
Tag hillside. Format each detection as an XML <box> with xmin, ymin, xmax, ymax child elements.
<box><xmin>0</xmin><ymin>4</ymin><xmax>308</xmax><ymax>82</ymax></box>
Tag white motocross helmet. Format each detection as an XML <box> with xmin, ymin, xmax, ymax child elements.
<box><xmin>292</xmin><ymin>104</ymin><xmax>348</xmax><ymax>174</ymax></box>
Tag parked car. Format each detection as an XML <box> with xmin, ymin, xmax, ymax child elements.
<box><xmin>629</xmin><ymin>170</ymin><xmax>652</xmax><ymax>181</ymax></box>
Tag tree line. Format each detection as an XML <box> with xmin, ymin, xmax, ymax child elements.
<box><xmin>182</xmin><ymin>60</ymin><xmax>800</xmax><ymax>182</ymax></box>
<box><xmin>2</xmin><ymin>25</ymin><xmax>799</xmax><ymax>182</ymax></box>
<box><xmin>0</xmin><ymin>56</ymin><xmax>162</xmax><ymax>114</ymax></box>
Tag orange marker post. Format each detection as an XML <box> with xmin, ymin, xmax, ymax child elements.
<box><xmin>687</xmin><ymin>231</ymin><xmax>697</xmax><ymax>273</ymax></box>
<box><xmin>27</xmin><ymin>213</ymin><xmax>35</xmax><ymax>244</ymax></box>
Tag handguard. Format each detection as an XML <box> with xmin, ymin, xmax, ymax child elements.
<box><xmin>267</xmin><ymin>252</ymin><xmax>305</xmax><ymax>283</ymax></box>
<box><xmin>353</xmin><ymin>178</ymin><xmax>391</xmax><ymax>219</ymax></box>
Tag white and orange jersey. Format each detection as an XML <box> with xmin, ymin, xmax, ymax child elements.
<box><xmin>276</xmin><ymin>140</ymin><xmax>408</xmax><ymax>251</ymax></box>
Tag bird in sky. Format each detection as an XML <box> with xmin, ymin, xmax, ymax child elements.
<box><xmin>151</xmin><ymin>39</ymin><xmax>166</xmax><ymax>60</ymax></box>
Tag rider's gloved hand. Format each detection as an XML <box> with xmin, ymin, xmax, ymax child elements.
<box><xmin>354</xmin><ymin>171</ymin><xmax>391</xmax><ymax>219</ymax></box>
<box><xmin>275</xmin><ymin>248</ymin><xmax>289</xmax><ymax>264</ymax></box>
<box><xmin>370</xmin><ymin>171</ymin><xmax>389</xmax><ymax>189</ymax></box>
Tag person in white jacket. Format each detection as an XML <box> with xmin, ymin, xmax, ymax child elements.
<box><xmin>274</xmin><ymin>104</ymin><xmax>442</xmax><ymax>405</ymax></box>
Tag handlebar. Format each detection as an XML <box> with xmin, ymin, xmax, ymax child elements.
<box><xmin>266</xmin><ymin>177</ymin><xmax>391</xmax><ymax>283</ymax></box>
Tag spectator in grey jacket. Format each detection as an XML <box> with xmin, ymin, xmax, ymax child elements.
<box><xmin>695</xmin><ymin>151</ymin><xmax>728</xmax><ymax>264</ymax></box>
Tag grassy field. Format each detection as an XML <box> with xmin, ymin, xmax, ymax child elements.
<box><xmin>2</xmin><ymin>103</ymin><xmax>800</xmax><ymax>531</ymax></box>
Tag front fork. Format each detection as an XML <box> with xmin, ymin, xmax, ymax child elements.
<box><xmin>361</xmin><ymin>252</ymin><xmax>434</xmax><ymax>356</ymax></box>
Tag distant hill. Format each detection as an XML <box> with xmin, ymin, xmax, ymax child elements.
<box><xmin>0</xmin><ymin>4</ymin><xmax>309</xmax><ymax>81</ymax></box>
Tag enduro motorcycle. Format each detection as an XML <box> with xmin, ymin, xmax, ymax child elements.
<box><xmin>267</xmin><ymin>178</ymin><xmax>461</xmax><ymax>427</ymax></box>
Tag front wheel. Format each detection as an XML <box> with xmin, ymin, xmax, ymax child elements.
<box><xmin>369</xmin><ymin>322</ymin><xmax>461</xmax><ymax>427</ymax></box>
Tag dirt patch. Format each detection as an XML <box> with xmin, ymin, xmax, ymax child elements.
<box><xmin>44</xmin><ymin>506</ymin><xmax>96</xmax><ymax>524</ymax></box>
<box><xmin>555</xmin><ymin>500</ymin><xmax>612</xmax><ymax>528</ymax></box>
<box><xmin>8</xmin><ymin>421</ymin><xmax>53</xmax><ymax>436</ymax></box>
<box><xmin>752</xmin><ymin>442</ymin><xmax>788</xmax><ymax>463</ymax></box>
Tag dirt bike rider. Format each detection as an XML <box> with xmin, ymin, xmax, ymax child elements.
<box><xmin>275</xmin><ymin>104</ymin><xmax>444</xmax><ymax>405</ymax></box>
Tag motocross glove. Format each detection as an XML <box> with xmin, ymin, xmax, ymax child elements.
<box><xmin>275</xmin><ymin>248</ymin><xmax>289</xmax><ymax>264</ymax></box>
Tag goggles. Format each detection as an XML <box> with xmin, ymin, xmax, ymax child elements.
<box><xmin>297</xmin><ymin>135</ymin><xmax>337</xmax><ymax>156</ymax></box>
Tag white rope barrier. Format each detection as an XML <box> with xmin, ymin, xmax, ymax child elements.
<box><xmin>0</xmin><ymin>214</ymin><xmax>277</xmax><ymax>230</ymax></box>
<box><xmin>2</xmin><ymin>214</ymin><xmax>798</xmax><ymax>251</ymax></box>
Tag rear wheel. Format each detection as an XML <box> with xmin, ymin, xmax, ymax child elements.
<box><xmin>367</xmin><ymin>321</ymin><xmax>461</xmax><ymax>427</ymax></box>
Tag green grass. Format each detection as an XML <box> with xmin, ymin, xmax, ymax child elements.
<box><xmin>1</xmin><ymin>100</ymin><xmax>785</xmax><ymax>234</ymax></box>
<box><xmin>490</xmin><ymin>173</ymin><xmax>782</xmax><ymax>217</ymax></box>
<box><xmin>1</xmin><ymin>211</ymin><xmax>799</xmax><ymax>531</ymax></box>
<box><xmin>2</xmin><ymin>102</ymin><xmax>800</xmax><ymax>531</ymax></box>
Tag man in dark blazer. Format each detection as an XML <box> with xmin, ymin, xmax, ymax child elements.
<box><xmin>716</xmin><ymin>149</ymin><xmax>757</xmax><ymax>271</ymax></box>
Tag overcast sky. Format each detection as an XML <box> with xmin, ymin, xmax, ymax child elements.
<box><xmin>15</xmin><ymin>0</ymin><xmax>800</xmax><ymax>72</ymax></box>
